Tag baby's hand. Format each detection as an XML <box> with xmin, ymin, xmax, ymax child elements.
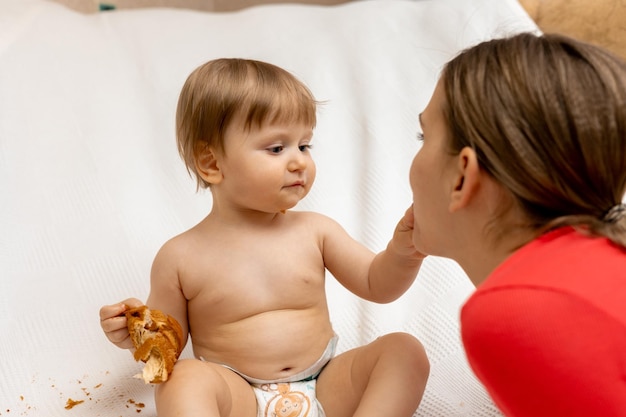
<box><xmin>99</xmin><ymin>298</ymin><xmax>143</xmax><ymax>350</ymax></box>
<box><xmin>394</xmin><ymin>205</ymin><xmax>427</xmax><ymax>260</ymax></box>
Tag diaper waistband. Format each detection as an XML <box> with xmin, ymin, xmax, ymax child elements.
<box><xmin>222</xmin><ymin>334</ymin><xmax>338</xmax><ymax>385</ymax></box>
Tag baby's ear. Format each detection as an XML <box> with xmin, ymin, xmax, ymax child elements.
<box><xmin>449</xmin><ymin>146</ymin><xmax>480</xmax><ymax>212</ymax></box>
<box><xmin>195</xmin><ymin>146</ymin><xmax>223</xmax><ymax>185</ymax></box>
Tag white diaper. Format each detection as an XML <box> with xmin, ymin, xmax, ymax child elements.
<box><xmin>251</xmin><ymin>379</ymin><xmax>324</xmax><ymax>417</ymax></box>
<box><xmin>219</xmin><ymin>335</ymin><xmax>338</xmax><ymax>417</ymax></box>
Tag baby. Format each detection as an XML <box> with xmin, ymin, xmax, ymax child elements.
<box><xmin>99</xmin><ymin>58</ymin><xmax>429</xmax><ymax>417</ymax></box>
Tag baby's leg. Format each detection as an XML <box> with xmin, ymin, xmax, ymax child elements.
<box><xmin>154</xmin><ymin>358</ymin><xmax>257</xmax><ymax>417</ymax></box>
<box><xmin>316</xmin><ymin>332</ymin><xmax>429</xmax><ymax>417</ymax></box>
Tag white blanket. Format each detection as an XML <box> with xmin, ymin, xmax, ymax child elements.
<box><xmin>0</xmin><ymin>0</ymin><xmax>537</xmax><ymax>415</ymax></box>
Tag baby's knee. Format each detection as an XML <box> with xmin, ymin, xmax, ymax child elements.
<box><xmin>379</xmin><ymin>332</ymin><xmax>430</xmax><ymax>373</ymax></box>
<box><xmin>168</xmin><ymin>358</ymin><xmax>208</xmax><ymax>378</ymax></box>
<box><xmin>154</xmin><ymin>359</ymin><xmax>253</xmax><ymax>414</ymax></box>
<box><xmin>155</xmin><ymin>359</ymin><xmax>225</xmax><ymax>396</ymax></box>
<box><xmin>379</xmin><ymin>332</ymin><xmax>426</xmax><ymax>353</ymax></box>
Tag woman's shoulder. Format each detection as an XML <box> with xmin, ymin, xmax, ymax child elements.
<box><xmin>460</xmin><ymin>280</ymin><xmax>626</xmax><ymax>417</ymax></box>
<box><xmin>467</xmin><ymin>226</ymin><xmax>626</xmax><ymax>325</ymax></box>
<box><xmin>485</xmin><ymin>226</ymin><xmax>626</xmax><ymax>288</ymax></box>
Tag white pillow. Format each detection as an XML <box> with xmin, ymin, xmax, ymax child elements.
<box><xmin>0</xmin><ymin>0</ymin><xmax>537</xmax><ymax>415</ymax></box>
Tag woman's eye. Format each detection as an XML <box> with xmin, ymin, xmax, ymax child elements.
<box><xmin>416</xmin><ymin>132</ymin><xmax>425</xmax><ymax>142</ymax></box>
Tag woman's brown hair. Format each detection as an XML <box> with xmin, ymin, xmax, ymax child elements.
<box><xmin>441</xmin><ymin>32</ymin><xmax>626</xmax><ymax>247</ymax></box>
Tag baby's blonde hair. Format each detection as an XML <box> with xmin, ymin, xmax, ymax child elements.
<box><xmin>176</xmin><ymin>58</ymin><xmax>318</xmax><ymax>189</ymax></box>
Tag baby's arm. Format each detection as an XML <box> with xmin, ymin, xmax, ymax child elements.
<box><xmin>367</xmin><ymin>205</ymin><xmax>425</xmax><ymax>302</ymax></box>
<box><xmin>99</xmin><ymin>237</ymin><xmax>190</xmax><ymax>352</ymax></box>
<box><xmin>144</xmin><ymin>237</ymin><xmax>190</xmax><ymax>350</ymax></box>
<box><xmin>322</xmin><ymin>205</ymin><xmax>425</xmax><ymax>303</ymax></box>
<box><xmin>99</xmin><ymin>297</ymin><xmax>144</xmax><ymax>350</ymax></box>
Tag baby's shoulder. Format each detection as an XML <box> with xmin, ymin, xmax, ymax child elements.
<box><xmin>287</xmin><ymin>211</ymin><xmax>348</xmax><ymax>240</ymax></box>
<box><xmin>154</xmin><ymin>227</ymin><xmax>201</xmax><ymax>259</ymax></box>
<box><xmin>288</xmin><ymin>210</ymin><xmax>340</xmax><ymax>227</ymax></box>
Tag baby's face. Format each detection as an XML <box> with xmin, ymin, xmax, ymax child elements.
<box><xmin>215</xmin><ymin>120</ymin><xmax>316</xmax><ymax>214</ymax></box>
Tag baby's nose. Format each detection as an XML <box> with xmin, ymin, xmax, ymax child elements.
<box><xmin>287</xmin><ymin>151</ymin><xmax>307</xmax><ymax>171</ymax></box>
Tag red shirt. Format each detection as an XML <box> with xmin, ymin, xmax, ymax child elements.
<box><xmin>461</xmin><ymin>227</ymin><xmax>626</xmax><ymax>416</ymax></box>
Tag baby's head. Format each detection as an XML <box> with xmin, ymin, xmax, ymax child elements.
<box><xmin>176</xmin><ymin>58</ymin><xmax>317</xmax><ymax>189</ymax></box>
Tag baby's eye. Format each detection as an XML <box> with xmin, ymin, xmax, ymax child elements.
<box><xmin>299</xmin><ymin>144</ymin><xmax>312</xmax><ymax>152</ymax></box>
<box><xmin>268</xmin><ymin>145</ymin><xmax>284</xmax><ymax>154</ymax></box>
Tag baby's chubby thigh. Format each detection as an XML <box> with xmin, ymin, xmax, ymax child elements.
<box><xmin>154</xmin><ymin>358</ymin><xmax>257</xmax><ymax>417</ymax></box>
<box><xmin>316</xmin><ymin>332</ymin><xmax>429</xmax><ymax>417</ymax></box>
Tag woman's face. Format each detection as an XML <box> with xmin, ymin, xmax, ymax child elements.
<box><xmin>409</xmin><ymin>79</ymin><xmax>457</xmax><ymax>256</ymax></box>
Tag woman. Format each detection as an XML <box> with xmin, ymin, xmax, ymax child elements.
<box><xmin>409</xmin><ymin>32</ymin><xmax>626</xmax><ymax>416</ymax></box>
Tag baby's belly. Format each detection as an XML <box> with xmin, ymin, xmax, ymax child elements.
<box><xmin>191</xmin><ymin>309</ymin><xmax>335</xmax><ymax>381</ymax></box>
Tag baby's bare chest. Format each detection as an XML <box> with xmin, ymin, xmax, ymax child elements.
<box><xmin>182</xmin><ymin>237</ymin><xmax>327</xmax><ymax>312</ymax></box>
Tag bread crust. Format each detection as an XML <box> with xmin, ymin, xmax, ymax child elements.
<box><xmin>125</xmin><ymin>305</ymin><xmax>184</xmax><ymax>383</ymax></box>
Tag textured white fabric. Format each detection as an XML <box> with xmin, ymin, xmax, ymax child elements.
<box><xmin>0</xmin><ymin>0</ymin><xmax>537</xmax><ymax>415</ymax></box>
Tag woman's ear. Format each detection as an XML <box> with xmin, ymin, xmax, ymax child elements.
<box><xmin>449</xmin><ymin>146</ymin><xmax>481</xmax><ymax>212</ymax></box>
<box><xmin>195</xmin><ymin>146</ymin><xmax>223</xmax><ymax>185</ymax></box>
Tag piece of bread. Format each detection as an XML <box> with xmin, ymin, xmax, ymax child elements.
<box><xmin>125</xmin><ymin>305</ymin><xmax>184</xmax><ymax>384</ymax></box>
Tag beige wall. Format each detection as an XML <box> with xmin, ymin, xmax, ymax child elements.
<box><xmin>518</xmin><ymin>0</ymin><xmax>626</xmax><ymax>60</ymax></box>
<box><xmin>50</xmin><ymin>0</ymin><xmax>352</xmax><ymax>13</ymax></box>
<box><xmin>49</xmin><ymin>0</ymin><xmax>626</xmax><ymax>60</ymax></box>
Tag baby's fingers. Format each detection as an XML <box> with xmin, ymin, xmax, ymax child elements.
<box><xmin>99</xmin><ymin>300</ymin><xmax>142</xmax><ymax>350</ymax></box>
<box><xmin>398</xmin><ymin>204</ymin><xmax>415</xmax><ymax>232</ymax></box>
<box><xmin>100</xmin><ymin>314</ymin><xmax>128</xmax><ymax>333</ymax></box>
<box><xmin>100</xmin><ymin>302</ymin><xmax>126</xmax><ymax>321</ymax></box>
<box><xmin>100</xmin><ymin>313</ymin><xmax>134</xmax><ymax>349</ymax></box>
<box><xmin>99</xmin><ymin>298</ymin><xmax>143</xmax><ymax>321</ymax></box>
<box><xmin>105</xmin><ymin>327</ymin><xmax>134</xmax><ymax>349</ymax></box>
